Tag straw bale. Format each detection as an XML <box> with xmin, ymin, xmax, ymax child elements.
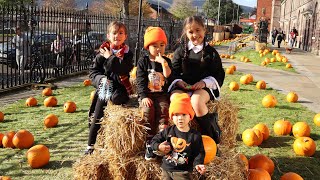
<box><xmin>134</xmin><ymin>155</ymin><xmax>162</xmax><ymax>180</ymax></box>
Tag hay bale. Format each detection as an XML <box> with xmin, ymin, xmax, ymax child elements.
<box><xmin>135</xmin><ymin>156</ymin><xmax>162</xmax><ymax>180</ymax></box>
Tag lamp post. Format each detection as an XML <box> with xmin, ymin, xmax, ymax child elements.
<box><xmin>134</xmin><ymin>0</ymin><xmax>143</xmax><ymax>66</ymax></box>
<box><xmin>217</xmin><ymin>0</ymin><xmax>221</xmax><ymax>25</ymax></box>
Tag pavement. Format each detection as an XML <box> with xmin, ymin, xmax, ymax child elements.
<box><xmin>1</xmin><ymin>43</ymin><xmax>320</xmax><ymax>114</ymax></box>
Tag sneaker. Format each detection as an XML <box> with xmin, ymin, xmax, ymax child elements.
<box><xmin>145</xmin><ymin>143</ymin><xmax>156</xmax><ymax>161</ymax></box>
<box><xmin>84</xmin><ymin>148</ymin><xmax>94</xmax><ymax>155</ymax></box>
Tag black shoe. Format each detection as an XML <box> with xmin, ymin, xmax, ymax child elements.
<box><xmin>84</xmin><ymin>148</ymin><xmax>94</xmax><ymax>155</ymax></box>
<box><xmin>210</xmin><ymin>113</ymin><xmax>221</xmax><ymax>144</ymax></box>
<box><xmin>145</xmin><ymin>143</ymin><xmax>156</xmax><ymax>161</ymax></box>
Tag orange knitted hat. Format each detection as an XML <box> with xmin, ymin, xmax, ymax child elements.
<box><xmin>143</xmin><ymin>26</ymin><xmax>167</xmax><ymax>49</ymax></box>
<box><xmin>169</xmin><ymin>93</ymin><xmax>195</xmax><ymax>120</ymax></box>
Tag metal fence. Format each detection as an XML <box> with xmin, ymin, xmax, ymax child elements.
<box><xmin>0</xmin><ymin>4</ymin><xmax>183</xmax><ymax>92</ymax></box>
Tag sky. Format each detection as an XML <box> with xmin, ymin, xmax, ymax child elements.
<box><xmin>233</xmin><ymin>0</ymin><xmax>257</xmax><ymax>8</ymax></box>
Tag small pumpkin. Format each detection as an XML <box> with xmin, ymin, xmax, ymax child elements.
<box><xmin>246</xmin><ymin>74</ymin><xmax>254</xmax><ymax>83</ymax></box>
<box><xmin>249</xmin><ymin>154</ymin><xmax>275</xmax><ymax>175</ymax></box>
<box><xmin>225</xmin><ymin>68</ymin><xmax>234</xmax><ymax>74</ymax></box>
<box><xmin>314</xmin><ymin>113</ymin><xmax>320</xmax><ymax>126</ymax></box>
<box><xmin>229</xmin><ymin>81</ymin><xmax>239</xmax><ymax>91</ymax></box>
<box><xmin>253</xmin><ymin>129</ymin><xmax>263</xmax><ymax>146</ymax></box>
<box><xmin>26</xmin><ymin>97</ymin><xmax>37</xmax><ymax>107</ymax></box>
<box><xmin>44</xmin><ymin>96</ymin><xmax>58</xmax><ymax>107</ymax></box>
<box><xmin>253</xmin><ymin>123</ymin><xmax>269</xmax><ymax>141</ymax></box>
<box><xmin>0</xmin><ymin>111</ymin><xmax>4</xmax><ymax>122</ymax></box>
<box><xmin>262</xmin><ymin>94</ymin><xmax>277</xmax><ymax>108</ymax></box>
<box><xmin>292</xmin><ymin>122</ymin><xmax>310</xmax><ymax>137</ymax></box>
<box><xmin>239</xmin><ymin>154</ymin><xmax>249</xmax><ymax>170</ymax></box>
<box><xmin>44</xmin><ymin>114</ymin><xmax>59</xmax><ymax>128</ymax></box>
<box><xmin>256</xmin><ymin>80</ymin><xmax>266</xmax><ymax>90</ymax></box>
<box><xmin>229</xmin><ymin>65</ymin><xmax>236</xmax><ymax>71</ymax></box>
<box><xmin>240</xmin><ymin>75</ymin><xmax>250</xmax><ymax>85</ymax></box>
<box><xmin>248</xmin><ymin>168</ymin><xmax>271</xmax><ymax>180</ymax></box>
<box><xmin>27</xmin><ymin>144</ymin><xmax>50</xmax><ymax>168</ymax></box>
<box><xmin>90</xmin><ymin>90</ymin><xmax>95</xmax><ymax>101</ymax></box>
<box><xmin>286</xmin><ymin>63</ymin><xmax>292</xmax><ymax>68</ymax></box>
<box><xmin>202</xmin><ymin>135</ymin><xmax>217</xmax><ymax>164</ymax></box>
<box><xmin>270</xmin><ymin>58</ymin><xmax>276</xmax><ymax>62</ymax></box>
<box><xmin>42</xmin><ymin>88</ymin><xmax>53</xmax><ymax>96</ymax></box>
<box><xmin>0</xmin><ymin>133</ymin><xmax>4</xmax><ymax>147</ymax></box>
<box><xmin>273</xmin><ymin>119</ymin><xmax>292</xmax><ymax>136</ymax></box>
<box><xmin>293</xmin><ymin>137</ymin><xmax>316</xmax><ymax>156</ymax></box>
<box><xmin>0</xmin><ymin>176</ymin><xmax>12</xmax><ymax>180</ymax></box>
<box><xmin>287</xmin><ymin>92</ymin><xmax>298</xmax><ymax>103</ymax></box>
<box><xmin>12</xmin><ymin>130</ymin><xmax>34</xmax><ymax>149</ymax></box>
<box><xmin>242</xmin><ymin>129</ymin><xmax>259</xmax><ymax>146</ymax></box>
<box><xmin>83</xmin><ymin>79</ymin><xmax>92</xmax><ymax>86</ymax></box>
<box><xmin>2</xmin><ymin>131</ymin><xmax>16</xmax><ymax>148</ymax></box>
<box><xmin>280</xmin><ymin>172</ymin><xmax>304</xmax><ymax>180</ymax></box>
<box><xmin>64</xmin><ymin>101</ymin><xmax>77</xmax><ymax>113</ymax></box>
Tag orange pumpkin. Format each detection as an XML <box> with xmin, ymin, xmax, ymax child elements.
<box><xmin>314</xmin><ymin>113</ymin><xmax>320</xmax><ymax>126</ymax></box>
<box><xmin>202</xmin><ymin>135</ymin><xmax>217</xmax><ymax>164</ymax></box>
<box><xmin>0</xmin><ymin>176</ymin><xmax>12</xmax><ymax>180</ymax></box>
<box><xmin>242</xmin><ymin>129</ymin><xmax>259</xmax><ymax>146</ymax></box>
<box><xmin>83</xmin><ymin>79</ymin><xmax>92</xmax><ymax>86</ymax></box>
<box><xmin>262</xmin><ymin>94</ymin><xmax>277</xmax><ymax>108</ymax></box>
<box><xmin>286</xmin><ymin>63</ymin><xmax>292</xmax><ymax>68</ymax></box>
<box><xmin>249</xmin><ymin>154</ymin><xmax>275</xmax><ymax>175</ymax></box>
<box><xmin>225</xmin><ymin>68</ymin><xmax>234</xmax><ymax>74</ymax></box>
<box><xmin>27</xmin><ymin>144</ymin><xmax>50</xmax><ymax>168</ymax></box>
<box><xmin>42</xmin><ymin>88</ymin><xmax>53</xmax><ymax>96</ymax></box>
<box><xmin>64</xmin><ymin>101</ymin><xmax>77</xmax><ymax>113</ymax></box>
<box><xmin>248</xmin><ymin>168</ymin><xmax>271</xmax><ymax>180</ymax></box>
<box><xmin>0</xmin><ymin>111</ymin><xmax>4</xmax><ymax>122</ymax></box>
<box><xmin>261</xmin><ymin>61</ymin><xmax>267</xmax><ymax>66</ymax></box>
<box><xmin>26</xmin><ymin>97</ymin><xmax>37</xmax><ymax>107</ymax></box>
<box><xmin>270</xmin><ymin>58</ymin><xmax>276</xmax><ymax>62</ymax></box>
<box><xmin>230</xmin><ymin>55</ymin><xmax>235</xmax><ymax>59</ymax></box>
<box><xmin>229</xmin><ymin>65</ymin><xmax>236</xmax><ymax>71</ymax></box>
<box><xmin>246</xmin><ymin>74</ymin><xmax>254</xmax><ymax>83</ymax></box>
<box><xmin>240</xmin><ymin>75</ymin><xmax>250</xmax><ymax>85</ymax></box>
<box><xmin>253</xmin><ymin>123</ymin><xmax>269</xmax><ymax>141</ymax></box>
<box><xmin>273</xmin><ymin>119</ymin><xmax>292</xmax><ymax>136</ymax></box>
<box><xmin>256</xmin><ymin>80</ymin><xmax>266</xmax><ymax>90</ymax></box>
<box><xmin>12</xmin><ymin>130</ymin><xmax>34</xmax><ymax>149</ymax></box>
<box><xmin>44</xmin><ymin>114</ymin><xmax>59</xmax><ymax>128</ymax></box>
<box><xmin>280</xmin><ymin>172</ymin><xmax>304</xmax><ymax>180</ymax></box>
<box><xmin>253</xmin><ymin>129</ymin><xmax>263</xmax><ymax>146</ymax></box>
<box><xmin>292</xmin><ymin>122</ymin><xmax>310</xmax><ymax>137</ymax></box>
<box><xmin>44</xmin><ymin>96</ymin><xmax>58</xmax><ymax>107</ymax></box>
<box><xmin>0</xmin><ymin>133</ymin><xmax>4</xmax><ymax>147</ymax></box>
<box><xmin>2</xmin><ymin>131</ymin><xmax>16</xmax><ymax>148</ymax></box>
<box><xmin>239</xmin><ymin>154</ymin><xmax>249</xmax><ymax>170</ymax></box>
<box><xmin>287</xmin><ymin>92</ymin><xmax>298</xmax><ymax>103</ymax></box>
<box><xmin>130</xmin><ymin>67</ymin><xmax>137</xmax><ymax>79</ymax></box>
<box><xmin>293</xmin><ymin>137</ymin><xmax>316</xmax><ymax>156</ymax></box>
<box><xmin>229</xmin><ymin>81</ymin><xmax>239</xmax><ymax>91</ymax></box>
<box><xmin>90</xmin><ymin>90</ymin><xmax>95</xmax><ymax>101</ymax></box>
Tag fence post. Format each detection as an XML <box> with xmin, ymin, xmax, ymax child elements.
<box><xmin>134</xmin><ymin>0</ymin><xmax>143</xmax><ymax>66</ymax></box>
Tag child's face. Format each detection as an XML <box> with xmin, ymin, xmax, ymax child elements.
<box><xmin>107</xmin><ymin>27</ymin><xmax>127</xmax><ymax>46</ymax></box>
<box><xmin>148</xmin><ymin>41</ymin><xmax>166</xmax><ymax>57</ymax></box>
<box><xmin>172</xmin><ymin>113</ymin><xmax>191</xmax><ymax>130</ymax></box>
<box><xmin>185</xmin><ymin>22</ymin><xmax>205</xmax><ymax>46</ymax></box>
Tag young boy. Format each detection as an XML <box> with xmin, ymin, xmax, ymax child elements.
<box><xmin>150</xmin><ymin>93</ymin><xmax>206</xmax><ymax>179</ymax></box>
<box><xmin>136</xmin><ymin>27</ymin><xmax>172</xmax><ymax>160</ymax></box>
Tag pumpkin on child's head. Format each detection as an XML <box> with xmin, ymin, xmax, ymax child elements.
<box><xmin>64</xmin><ymin>101</ymin><xmax>76</xmax><ymax>113</ymax></box>
<box><xmin>26</xmin><ymin>97</ymin><xmax>37</xmax><ymax>107</ymax></box>
<box><xmin>202</xmin><ymin>135</ymin><xmax>217</xmax><ymax>164</ymax></box>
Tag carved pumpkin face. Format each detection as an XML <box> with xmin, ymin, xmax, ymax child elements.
<box><xmin>170</xmin><ymin>137</ymin><xmax>190</xmax><ymax>153</ymax></box>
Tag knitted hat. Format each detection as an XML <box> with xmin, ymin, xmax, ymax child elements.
<box><xmin>169</xmin><ymin>93</ymin><xmax>195</xmax><ymax>120</ymax></box>
<box><xmin>143</xmin><ymin>27</ymin><xmax>167</xmax><ymax>49</ymax></box>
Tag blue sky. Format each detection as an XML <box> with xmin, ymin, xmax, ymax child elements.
<box><xmin>233</xmin><ymin>0</ymin><xmax>257</xmax><ymax>7</ymax></box>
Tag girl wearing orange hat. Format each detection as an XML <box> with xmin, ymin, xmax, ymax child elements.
<box><xmin>169</xmin><ymin>16</ymin><xmax>225</xmax><ymax>144</ymax></box>
<box><xmin>136</xmin><ymin>26</ymin><xmax>173</xmax><ymax>160</ymax></box>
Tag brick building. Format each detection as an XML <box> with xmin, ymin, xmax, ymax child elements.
<box><xmin>256</xmin><ymin>0</ymin><xmax>273</xmax><ymax>32</ymax></box>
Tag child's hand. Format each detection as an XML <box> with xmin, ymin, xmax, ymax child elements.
<box><xmin>154</xmin><ymin>53</ymin><xmax>165</xmax><ymax>64</ymax></box>
<box><xmin>191</xmin><ymin>80</ymin><xmax>206</xmax><ymax>90</ymax></box>
<box><xmin>158</xmin><ymin>141</ymin><xmax>171</xmax><ymax>154</ymax></box>
<box><xmin>195</xmin><ymin>164</ymin><xmax>206</xmax><ymax>175</ymax></box>
<box><xmin>141</xmin><ymin>97</ymin><xmax>153</xmax><ymax>107</ymax></box>
<box><xmin>176</xmin><ymin>80</ymin><xmax>189</xmax><ymax>90</ymax></box>
<box><xmin>100</xmin><ymin>47</ymin><xmax>112</xmax><ymax>59</ymax></box>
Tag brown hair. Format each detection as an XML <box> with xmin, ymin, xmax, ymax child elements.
<box><xmin>107</xmin><ymin>21</ymin><xmax>127</xmax><ymax>35</ymax></box>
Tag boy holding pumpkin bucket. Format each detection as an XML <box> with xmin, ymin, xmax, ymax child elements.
<box><xmin>136</xmin><ymin>27</ymin><xmax>173</xmax><ymax>160</ymax></box>
<box><xmin>150</xmin><ymin>93</ymin><xmax>206</xmax><ymax>179</ymax></box>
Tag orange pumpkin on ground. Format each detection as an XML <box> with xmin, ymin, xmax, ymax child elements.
<box><xmin>249</xmin><ymin>154</ymin><xmax>275</xmax><ymax>175</ymax></box>
<box><xmin>44</xmin><ymin>96</ymin><xmax>58</xmax><ymax>107</ymax></box>
<box><xmin>286</xmin><ymin>63</ymin><xmax>292</xmax><ymax>68</ymax></box>
<box><xmin>12</xmin><ymin>130</ymin><xmax>34</xmax><ymax>149</ymax></box>
<box><xmin>26</xmin><ymin>97</ymin><xmax>37</xmax><ymax>107</ymax></box>
<box><xmin>273</xmin><ymin>119</ymin><xmax>292</xmax><ymax>136</ymax></box>
<box><xmin>2</xmin><ymin>131</ymin><xmax>16</xmax><ymax>148</ymax></box>
<box><xmin>246</xmin><ymin>74</ymin><xmax>253</xmax><ymax>83</ymax></box>
<box><xmin>239</xmin><ymin>154</ymin><xmax>249</xmax><ymax>170</ymax></box>
<box><xmin>262</xmin><ymin>94</ymin><xmax>277</xmax><ymax>108</ymax></box>
<box><xmin>292</xmin><ymin>122</ymin><xmax>310</xmax><ymax>137</ymax></box>
<box><xmin>253</xmin><ymin>129</ymin><xmax>263</xmax><ymax>146</ymax></box>
<box><xmin>287</xmin><ymin>92</ymin><xmax>298</xmax><ymax>103</ymax></box>
<box><xmin>229</xmin><ymin>81</ymin><xmax>239</xmax><ymax>91</ymax></box>
<box><xmin>248</xmin><ymin>168</ymin><xmax>271</xmax><ymax>180</ymax></box>
<box><xmin>293</xmin><ymin>137</ymin><xmax>316</xmax><ymax>156</ymax></box>
<box><xmin>229</xmin><ymin>65</ymin><xmax>236</xmax><ymax>71</ymax></box>
<box><xmin>64</xmin><ymin>101</ymin><xmax>77</xmax><ymax>113</ymax></box>
<box><xmin>44</xmin><ymin>114</ymin><xmax>59</xmax><ymax>128</ymax></box>
<box><xmin>225</xmin><ymin>68</ymin><xmax>234</xmax><ymax>74</ymax></box>
<box><xmin>240</xmin><ymin>75</ymin><xmax>250</xmax><ymax>85</ymax></box>
<box><xmin>253</xmin><ymin>123</ymin><xmax>269</xmax><ymax>141</ymax></box>
<box><xmin>83</xmin><ymin>79</ymin><xmax>92</xmax><ymax>86</ymax></box>
<box><xmin>202</xmin><ymin>135</ymin><xmax>217</xmax><ymax>164</ymax></box>
<box><xmin>0</xmin><ymin>176</ymin><xmax>12</xmax><ymax>180</ymax></box>
<box><xmin>314</xmin><ymin>113</ymin><xmax>320</xmax><ymax>126</ymax></box>
<box><xmin>27</xmin><ymin>144</ymin><xmax>50</xmax><ymax>168</ymax></box>
<box><xmin>42</xmin><ymin>88</ymin><xmax>53</xmax><ymax>96</ymax></box>
<box><xmin>90</xmin><ymin>90</ymin><xmax>95</xmax><ymax>101</ymax></box>
<box><xmin>242</xmin><ymin>129</ymin><xmax>259</xmax><ymax>146</ymax></box>
<box><xmin>280</xmin><ymin>172</ymin><xmax>304</xmax><ymax>180</ymax></box>
<box><xmin>270</xmin><ymin>58</ymin><xmax>276</xmax><ymax>62</ymax></box>
<box><xmin>256</xmin><ymin>80</ymin><xmax>266</xmax><ymax>90</ymax></box>
<box><xmin>0</xmin><ymin>133</ymin><xmax>4</xmax><ymax>147</ymax></box>
<box><xmin>0</xmin><ymin>111</ymin><xmax>4</xmax><ymax>122</ymax></box>
<box><xmin>230</xmin><ymin>55</ymin><xmax>235</xmax><ymax>59</ymax></box>
<box><xmin>261</xmin><ymin>61</ymin><xmax>267</xmax><ymax>66</ymax></box>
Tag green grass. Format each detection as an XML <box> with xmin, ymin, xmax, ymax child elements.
<box><xmin>232</xmin><ymin>49</ymin><xmax>296</xmax><ymax>73</ymax></box>
<box><xmin>0</xmin><ymin>73</ymin><xmax>319</xmax><ymax>179</ymax></box>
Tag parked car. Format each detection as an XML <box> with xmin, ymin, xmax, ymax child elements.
<box><xmin>81</xmin><ymin>31</ymin><xmax>106</xmax><ymax>51</ymax></box>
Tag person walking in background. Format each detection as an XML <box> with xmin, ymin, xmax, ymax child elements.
<box><xmin>291</xmin><ymin>27</ymin><xmax>298</xmax><ymax>47</ymax></box>
<box><xmin>51</xmin><ymin>34</ymin><xmax>64</xmax><ymax>67</ymax></box>
<box><xmin>271</xmin><ymin>27</ymin><xmax>278</xmax><ymax>46</ymax></box>
<box><xmin>12</xmin><ymin>26</ymin><xmax>30</xmax><ymax>73</ymax></box>
<box><xmin>71</xmin><ymin>29</ymin><xmax>82</xmax><ymax>65</ymax></box>
<box><xmin>276</xmin><ymin>29</ymin><xmax>284</xmax><ymax>48</ymax></box>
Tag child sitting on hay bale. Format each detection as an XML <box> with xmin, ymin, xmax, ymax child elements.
<box><xmin>150</xmin><ymin>93</ymin><xmax>206</xmax><ymax>179</ymax></box>
<box><xmin>85</xmin><ymin>21</ymin><xmax>134</xmax><ymax>155</ymax></box>
<box><xmin>136</xmin><ymin>27</ymin><xmax>173</xmax><ymax>160</ymax></box>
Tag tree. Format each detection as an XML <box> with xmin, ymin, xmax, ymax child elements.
<box><xmin>42</xmin><ymin>0</ymin><xmax>77</xmax><ymax>10</ymax></box>
<box><xmin>169</xmin><ymin>0</ymin><xmax>196</xmax><ymax>20</ymax></box>
<box><xmin>0</xmin><ymin>0</ymin><xmax>33</xmax><ymax>5</ymax></box>
<box><xmin>98</xmin><ymin>0</ymin><xmax>151</xmax><ymax>17</ymax></box>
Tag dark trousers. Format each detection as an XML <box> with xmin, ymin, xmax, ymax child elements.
<box><xmin>87</xmin><ymin>88</ymin><xmax>129</xmax><ymax>146</ymax></box>
<box><xmin>139</xmin><ymin>93</ymin><xmax>169</xmax><ymax>138</ymax></box>
<box><xmin>161</xmin><ymin>169</ymin><xmax>192</xmax><ymax>180</ymax></box>
<box><xmin>271</xmin><ymin>37</ymin><xmax>276</xmax><ymax>45</ymax></box>
<box><xmin>277</xmin><ymin>40</ymin><xmax>282</xmax><ymax>48</ymax></box>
